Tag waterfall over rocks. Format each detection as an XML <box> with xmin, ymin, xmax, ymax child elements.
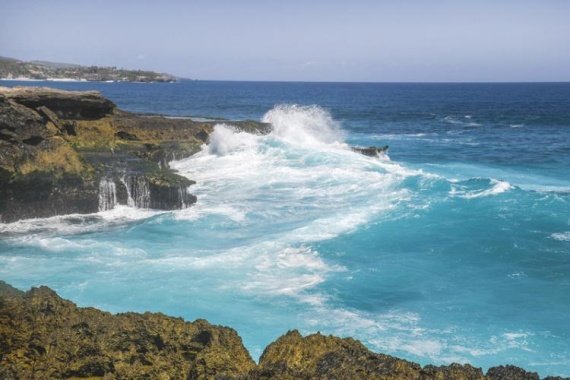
<box><xmin>178</xmin><ymin>187</ymin><xmax>188</xmax><ymax>209</ymax></box>
<box><xmin>98</xmin><ymin>178</ymin><xmax>117</xmax><ymax>211</ymax></box>
<box><xmin>120</xmin><ymin>176</ymin><xmax>151</xmax><ymax>209</ymax></box>
<box><xmin>97</xmin><ymin>175</ymin><xmax>194</xmax><ymax>212</ymax></box>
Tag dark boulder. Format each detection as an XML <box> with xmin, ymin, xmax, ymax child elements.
<box><xmin>352</xmin><ymin>145</ymin><xmax>389</xmax><ymax>157</ymax></box>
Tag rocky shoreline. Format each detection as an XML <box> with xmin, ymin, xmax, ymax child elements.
<box><xmin>0</xmin><ymin>281</ymin><xmax>567</xmax><ymax>379</ymax></box>
<box><xmin>1</xmin><ymin>87</ymin><xmax>568</xmax><ymax>379</ymax></box>
<box><xmin>0</xmin><ymin>86</ymin><xmax>269</xmax><ymax>223</ymax></box>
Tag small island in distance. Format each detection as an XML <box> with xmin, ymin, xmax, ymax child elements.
<box><xmin>0</xmin><ymin>56</ymin><xmax>178</xmax><ymax>83</ymax></box>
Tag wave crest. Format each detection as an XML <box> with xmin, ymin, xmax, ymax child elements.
<box><xmin>262</xmin><ymin>104</ymin><xmax>346</xmax><ymax>147</ymax></box>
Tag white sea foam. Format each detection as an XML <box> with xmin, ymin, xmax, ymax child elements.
<box><xmin>171</xmin><ymin>105</ymin><xmax>412</xmax><ymax>240</ymax></box>
<box><xmin>137</xmin><ymin>240</ymin><xmax>343</xmax><ymax>305</ymax></box>
<box><xmin>167</xmin><ymin>105</ymin><xmax>421</xmax><ymax>310</ymax></box>
<box><xmin>443</xmin><ymin>116</ymin><xmax>482</xmax><ymax>127</ymax></box>
<box><xmin>551</xmin><ymin>232</ymin><xmax>570</xmax><ymax>241</ymax></box>
<box><xmin>206</xmin><ymin>124</ymin><xmax>263</xmax><ymax>156</ymax></box>
<box><xmin>451</xmin><ymin>178</ymin><xmax>513</xmax><ymax>199</ymax></box>
<box><xmin>262</xmin><ymin>104</ymin><xmax>346</xmax><ymax>147</ymax></box>
<box><xmin>0</xmin><ymin>206</ymin><xmax>161</xmax><ymax>238</ymax></box>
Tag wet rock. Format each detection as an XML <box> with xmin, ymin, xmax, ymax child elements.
<box><xmin>352</xmin><ymin>145</ymin><xmax>389</xmax><ymax>157</ymax></box>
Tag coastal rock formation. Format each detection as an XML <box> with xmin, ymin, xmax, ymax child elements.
<box><xmin>0</xmin><ymin>87</ymin><xmax>270</xmax><ymax>222</ymax></box>
<box><xmin>1</xmin><ymin>86</ymin><xmax>115</xmax><ymax>119</ymax></box>
<box><xmin>1</xmin><ymin>281</ymin><xmax>567</xmax><ymax>380</ymax></box>
<box><xmin>251</xmin><ymin>329</ymin><xmax>423</xmax><ymax>379</ymax></box>
<box><xmin>352</xmin><ymin>145</ymin><xmax>389</xmax><ymax>157</ymax></box>
<box><xmin>0</xmin><ymin>281</ymin><xmax>255</xmax><ymax>379</ymax></box>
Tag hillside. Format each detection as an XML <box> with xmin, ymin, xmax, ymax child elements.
<box><xmin>0</xmin><ymin>56</ymin><xmax>177</xmax><ymax>82</ymax></box>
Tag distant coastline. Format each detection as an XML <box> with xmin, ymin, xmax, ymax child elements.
<box><xmin>0</xmin><ymin>56</ymin><xmax>178</xmax><ymax>83</ymax></box>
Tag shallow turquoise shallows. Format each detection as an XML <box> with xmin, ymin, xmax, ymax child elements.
<box><xmin>1</xmin><ymin>80</ymin><xmax>569</xmax><ymax>377</ymax></box>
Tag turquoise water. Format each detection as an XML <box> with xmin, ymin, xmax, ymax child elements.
<box><xmin>1</xmin><ymin>80</ymin><xmax>569</xmax><ymax>376</ymax></box>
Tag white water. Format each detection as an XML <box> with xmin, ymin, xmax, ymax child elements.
<box><xmin>98</xmin><ymin>178</ymin><xmax>117</xmax><ymax>211</ymax></box>
<box><xmin>169</xmin><ymin>105</ymin><xmax>411</xmax><ymax>304</ymax></box>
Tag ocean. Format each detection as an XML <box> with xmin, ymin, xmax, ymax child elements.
<box><xmin>1</xmin><ymin>80</ymin><xmax>569</xmax><ymax>377</ymax></box>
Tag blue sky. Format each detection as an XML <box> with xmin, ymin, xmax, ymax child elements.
<box><xmin>1</xmin><ymin>0</ymin><xmax>569</xmax><ymax>82</ymax></box>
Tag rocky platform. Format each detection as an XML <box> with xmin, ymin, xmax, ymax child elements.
<box><xmin>1</xmin><ymin>281</ymin><xmax>567</xmax><ymax>380</ymax></box>
<box><xmin>0</xmin><ymin>86</ymin><xmax>270</xmax><ymax>222</ymax></box>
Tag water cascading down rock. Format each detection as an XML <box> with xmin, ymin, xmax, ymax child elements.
<box><xmin>98</xmin><ymin>178</ymin><xmax>117</xmax><ymax>211</ymax></box>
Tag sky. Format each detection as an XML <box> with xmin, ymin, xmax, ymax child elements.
<box><xmin>1</xmin><ymin>0</ymin><xmax>569</xmax><ymax>82</ymax></box>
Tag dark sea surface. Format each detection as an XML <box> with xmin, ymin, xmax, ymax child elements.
<box><xmin>1</xmin><ymin>80</ymin><xmax>569</xmax><ymax>376</ymax></box>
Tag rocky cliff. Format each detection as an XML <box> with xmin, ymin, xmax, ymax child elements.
<box><xmin>1</xmin><ymin>281</ymin><xmax>566</xmax><ymax>380</ymax></box>
<box><xmin>0</xmin><ymin>86</ymin><xmax>270</xmax><ymax>222</ymax></box>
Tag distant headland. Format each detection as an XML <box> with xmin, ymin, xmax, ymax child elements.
<box><xmin>0</xmin><ymin>56</ymin><xmax>178</xmax><ymax>83</ymax></box>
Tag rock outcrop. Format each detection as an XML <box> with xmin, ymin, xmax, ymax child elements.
<box><xmin>1</xmin><ymin>281</ymin><xmax>567</xmax><ymax>380</ymax></box>
<box><xmin>352</xmin><ymin>145</ymin><xmax>389</xmax><ymax>157</ymax></box>
<box><xmin>0</xmin><ymin>281</ymin><xmax>255</xmax><ymax>379</ymax></box>
<box><xmin>0</xmin><ymin>87</ymin><xmax>270</xmax><ymax>222</ymax></box>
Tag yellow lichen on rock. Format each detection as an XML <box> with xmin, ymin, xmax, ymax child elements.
<box><xmin>17</xmin><ymin>136</ymin><xmax>86</xmax><ymax>176</ymax></box>
<box><xmin>70</xmin><ymin>117</ymin><xmax>117</xmax><ymax>148</ymax></box>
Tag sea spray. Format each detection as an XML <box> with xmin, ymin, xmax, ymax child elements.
<box><xmin>262</xmin><ymin>104</ymin><xmax>346</xmax><ymax>147</ymax></box>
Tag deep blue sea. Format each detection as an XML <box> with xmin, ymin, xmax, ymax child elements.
<box><xmin>1</xmin><ymin>80</ymin><xmax>569</xmax><ymax>376</ymax></box>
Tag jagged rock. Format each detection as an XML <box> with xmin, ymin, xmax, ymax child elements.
<box><xmin>0</xmin><ymin>281</ymin><xmax>255</xmax><ymax>379</ymax></box>
<box><xmin>0</xmin><ymin>87</ymin><xmax>270</xmax><ymax>222</ymax></box>
<box><xmin>486</xmin><ymin>365</ymin><xmax>540</xmax><ymax>380</ymax></box>
<box><xmin>251</xmin><ymin>329</ymin><xmax>422</xmax><ymax>379</ymax></box>
<box><xmin>420</xmin><ymin>363</ymin><xmax>486</xmax><ymax>380</ymax></box>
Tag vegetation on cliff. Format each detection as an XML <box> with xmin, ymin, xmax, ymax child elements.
<box><xmin>0</xmin><ymin>56</ymin><xmax>177</xmax><ymax>82</ymax></box>
<box><xmin>0</xmin><ymin>281</ymin><xmax>565</xmax><ymax>380</ymax></box>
